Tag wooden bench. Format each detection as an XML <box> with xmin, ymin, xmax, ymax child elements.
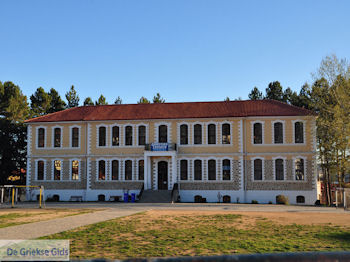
<box><xmin>70</xmin><ymin>196</ymin><xmax>83</xmax><ymax>202</ymax></box>
<box><xmin>109</xmin><ymin>196</ymin><xmax>121</xmax><ymax>202</ymax></box>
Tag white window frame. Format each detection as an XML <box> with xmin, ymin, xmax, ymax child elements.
<box><xmin>96</xmin><ymin>158</ymin><xmax>108</xmax><ymax>181</ymax></box>
<box><xmin>123</xmin><ymin>159</ymin><xmax>133</xmax><ymax>181</ymax></box>
<box><xmin>51</xmin><ymin>126</ymin><xmax>63</xmax><ymax>148</ymax></box>
<box><xmin>293</xmin><ymin>156</ymin><xmax>307</xmax><ymax>181</ymax></box>
<box><xmin>36</xmin><ymin>126</ymin><xmax>47</xmax><ymax>149</ymax></box>
<box><xmin>272</xmin><ymin>156</ymin><xmax>286</xmax><ymax>181</ymax></box>
<box><xmin>35</xmin><ymin>159</ymin><xmax>46</xmax><ymax>181</ymax></box>
<box><xmin>179</xmin><ymin>158</ymin><xmax>189</xmax><ymax>181</ymax></box>
<box><xmin>96</xmin><ymin>124</ymin><xmax>108</xmax><ymax>148</ymax></box>
<box><xmin>207</xmin><ymin>158</ymin><xmax>217</xmax><ymax>181</ymax></box>
<box><xmin>192</xmin><ymin>158</ymin><xmax>204</xmax><ymax>181</ymax></box>
<box><xmin>124</xmin><ymin>125</ymin><xmax>134</xmax><ymax>146</ymax></box>
<box><xmin>70</xmin><ymin>159</ymin><xmax>81</xmax><ymax>181</ymax></box>
<box><xmin>69</xmin><ymin>125</ymin><xmax>81</xmax><ymax>149</ymax></box>
<box><xmin>251</xmin><ymin>121</ymin><xmax>264</xmax><ymax>145</ymax></box>
<box><xmin>220</xmin><ymin>122</ymin><xmax>233</xmax><ymax>145</ymax></box>
<box><xmin>192</xmin><ymin>122</ymin><xmax>203</xmax><ymax>145</ymax></box>
<box><xmin>221</xmin><ymin>158</ymin><xmax>232</xmax><ymax>181</ymax></box>
<box><xmin>136</xmin><ymin>159</ymin><xmax>145</xmax><ymax>181</ymax></box>
<box><xmin>110</xmin><ymin>158</ymin><xmax>121</xmax><ymax>181</ymax></box>
<box><xmin>292</xmin><ymin>120</ymin><xmax>306</xmax><ymax>145</ymax></box>
<box><xmin>206</xmin><ymin>122</ymin><xmax>218</xmax><ymax>145</ymax></box>
<box><xmin>110</xmin><ymin>124</ymin><xmax>122</xmax><ymax>147</ymax></box>
<box><xmin>177</xmin><ymin>122</ymin><xmax>190</xmax><ymax>146</ymax></box>
<box><xmin>51</xmin><ymin>159</ymin><xmax>63</xmax><ymax>181</ymax></box>
<box><xmin>155</xmin><ymin>122</ymin><xmax>171</xmax><ymax>143</ymax></box>
<box><xmin>136</xmin><ymin>123</ymin><xmax>148</xmax><ymax>146</ymax></box>
<box><xmin>271</xmin><ymin>120</ymin><xmax>285</xmax><ymax>144</ymax></box>
<box><xmin>251</xmin><ymin>157</ymin><xmax>265</xmax><ymax>181</ymax></box>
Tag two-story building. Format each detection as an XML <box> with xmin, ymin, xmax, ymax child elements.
<box><xmin>25</xmin><ymin>100</ymin><xmax>317</xmax><ymax>204</ymax></box>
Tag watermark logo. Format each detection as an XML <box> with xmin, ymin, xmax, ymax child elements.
<box><xmin>0</xmin><ymin>240</ymin><xmax>69</xmax><ymax>261</ymax></box>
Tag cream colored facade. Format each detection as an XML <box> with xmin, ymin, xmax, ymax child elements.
<box><xmin>26</xmin><ymin>115</ymin><xmax>317</xmax><ymax>204</ymax></box>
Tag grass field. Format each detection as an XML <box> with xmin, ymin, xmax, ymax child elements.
<box><xmin>43</xmin><ymin>210</ymin><xmax>350</xmax><ymax>259</ymax></box>
<box><xmin>0</xmin><ymin>209</ymin><xmax>95</xmax><ymax>228</ymax></box>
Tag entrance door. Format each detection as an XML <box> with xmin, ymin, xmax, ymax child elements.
<box><xmin>158</xmin><ymin>161</ymin><xmax>168</xmax><ymax>190</ymax></box>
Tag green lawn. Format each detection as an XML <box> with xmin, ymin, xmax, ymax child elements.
<box><xmin>43</xmin><ymin>211</ymin><xmax>350</xmax><ymax>259</ymax></box>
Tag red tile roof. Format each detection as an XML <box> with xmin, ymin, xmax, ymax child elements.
<box><xmin>25</xmin><ymin>100</ymin><xmax>315</xmax><ymax>123</ymax></box>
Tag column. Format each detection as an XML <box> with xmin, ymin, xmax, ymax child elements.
<box><xmin>172</xmin><ymin>154</ymin><xmax>177</xmax><ymax>186</ymax></box>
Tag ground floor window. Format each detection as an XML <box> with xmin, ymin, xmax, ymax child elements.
<box><xmin>180</xmin><ymin>160</ymin><xmax>188</xmax><ymax>180</ymax></box>
<box><xmin>53</xmin><ymin>160</ymin><xmax>61</xmax><ymax>180</ymax></box>
<box><xmin>138</xmin><ymin>160</ymin><xmax>144</xmax><ymax>180</ymax></box>
<box><xmin>125</xmin><ymin>160</ymin><xmax>132</xmax><ymax>180</ymax></box>
<box><xmin>111</xmin><ymin>160</ymin><xmax>119</xmax><ymax>180</ymax></box>
<box><xmin>71</xmin><ymin>160</ymin><xmax>79</xmax><ymax>180</ymax></box>
<box><xmin>194</xmin><ymin>160</ymin><xmax>202</xmax><ymax>180</ymax></box>
<box><xmin>222</xmin><ymin>159</ymin><xmax>230</xmax><ymax>180</ymax></box>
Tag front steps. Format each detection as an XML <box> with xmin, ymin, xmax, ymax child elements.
<box><xmin>138</xmin><ymin>190</ymin><xmax>172</xmax><ymax>203</ymax></box>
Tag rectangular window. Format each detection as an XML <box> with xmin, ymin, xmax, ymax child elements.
<box><xmin>208</xmin><ymin>124</ymin><xmax>216</xmax><ymax>144</ymax></box>
<box><xmin>222</xmin><ymin>159</ymin><xmax>230</xmax><ymax>180</ymax></box>
<box><xmin>72</xmin><ymin>127</ymin><xmax>79</xmax><ymax>147</ymax></box>
<box><xmin>254</xmin><ymin>159</ymin><xmax>262</xmax><ymax>180</ymax></box>
<box><xmin>180</xmin><ymin>160</ymin><xmax>188</xmax><ymax>180</ymax></box>
<box><xmin>194</xmin><ymin>124</ymin><xmax>202</xmax><ymax>145</ymax></box>
<box><xmin>138</xmin><ymin>160</ymin><xmax>144</xmax><ymax>180</ymax></box>
<box><xmin>138</xmin><ymin>126</ymin><xmax>146</xmax><ymax>146</ymax></box>
<box><xmin>295</xmin><ymin>158</ymin><xmax>304</xmax><ymax>180</ymax></box>
<box><xmin>222</xmin><ymin>124</ymin><xmax>231</xmax><ymax>144</ymax></box>
<box><xmin>194</xmin><ymin>160</ymin><xmax>202</xmax><ymax>180</ymax></box>
<box><xmin>71</xmin><ymin>160</ymin><xmax>79</xmax><ymax>180</ymax></box>
<box><xmin>295</xmin><ymin>122</ymin><xmax>304</xmax><ymax>143</ymax></box>
<box><xmin>37</xmin><ymin>161</ymin><xmax>44</xmax><ymax>180</ymax></box>
<box><xmin>208</xmin><ymin>159</ymin><xmax>216</xmax><ymax>180</ymax></box>
<box><xmin>112</xmin><ymin>126</ymin><xmax>119</xmax><ymax>146</ymax></box>
<box><xmin>53</xmin><ymin>160</ymin><xmax>61</xmax><ymax>180</ymax></box>
<box><xmin>38</xmin><ymin>128</ymin><xmax>45</xmax><ymax>148</ymax></box>
<box><xmin>180</xmin><ymin>125</ymin><xmax>188</xmax><ymax>145</ymax></box>
<box><xmin>54</xmin><ymin>128</ymin><xmax>61</xmax><ymax>148</ymax></box>
<box><xmin>275</xmin><ymin>159</ymin><xmax>284</xmax><ymax>180</ymax></box>
<box><xmin>158</xmin><ymin>125</ymin><xmax>167</xmax><ymax>143</ymax></box>
<box><xmin>125</xmin><ymin>126</ymin><xmax>133</xmax><ymax>146</ymax></box>
<box><xmin>253</xmin><ymin>123</ymin><xmax>262</xmax><ymax>144</ymax></box>
<box><xmin>111</xmin><ymin>160</ymin><xmax>119</xmax><ymax>180</ymax></box>
<box><xmin>125</xmin><ymin>160</ymin><xmax>132</xmax><ymax>180</ymax></box>
<box><xmin>98</xmin><ymin>160</ymin><xmax>106</xmax><ymax>180</ymax></box>
<box><xmin>274</xmin><ymin>122</ymin><xmax>283</xmax><ymax>144</ymax></box>
<box><xmin>99</xmin><ymin>127</ymin><xmax>106</xmax><ymax>147</ymax></box>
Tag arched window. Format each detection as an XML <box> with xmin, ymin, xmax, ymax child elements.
<box><xmin>71</xmin><ymin>160</ymin><xmax>79</xmax><ymax>180</ymax></box>
<box><xmin>125</xmin><ymin>126</ymin><xmax>133</xmax><ymax>146</ymax></box>
<box><xmin>180</xmin><ymin>124</ymin><xmax>188</xmax><ymax>145</ymax></box>
<box><xmin>71</xmin><ymin>127</ymin><xmax>79</xmax><ymax>147</ymax></box>
<box><xmin>53</xmin><ymin>160</ymin><xmax>61</xmax><ymax>180</ymax></box>
<box><xmin>194</xmin><ymin>124</ymin><xmax>202</xmax><ymax>145</ymax></box>
<box><xmin>208</xmin><ymin>124</ymin><xmax>216</xmax><ymax>144</ymax></box>
<box><xmin>222</xmin><ymin>124</ymin><xmax>231</xmax><ymax>144</ymax></box>
<box><xmin>208</xmin><ymin>160</ymin><xmax>216</xmax><ymax>180</ymax></box>
<box><xmin>180</xmin><ymin>160</ymin><xmax>188</xmax><ymax>180</ymax></box>
<box><xmin>275</xmin><ymin>159</ymin><xmax>284</xmax><ymax>180</ymax></box>
<box><xmin>98</xmin><ymin>160</ymin><xmax>106</xmax><ymax>180</ymax></box>
<box><xmin>112</xmin><ymin>126</ymin><xmax>119</xmax><ymax>146</ymax></box>
<box><xmin>99</xmin><ymin>126</ymin><xmax>106</xmax><ymax>147</ymax></box>
<box><xmin>295</xmin><ymin>158</ymin><xmax>304</xmax><ymax>180</ymax></box>
<box><xmin>194</xmin><ymin>160</ymin><xmax>202</xmax><ymax>180</ymax></box>
<box><xmin>37</xmin><ymin>160</ymin><xmax>44</xmax><ymax>180</ymax></box>
<box><xmin>54</xmin><ymin>128</ymin><xmax>61</xmax><ymax>148</ymax></box>
<box><xmin>158</xmin><ymin>125</ymin><xmax>167</xmax><ymax>143</ymax></box>
<box><xmin>138</xmin><ymin>126</ymin><xmax>146</xmax><ymax>145</ymax></box>
<box><xmin>111</xmin><ymin>160</ymin><xmax>119</xmax><ymax>180</ymax></box>
<box><xmin>254</xmin><ymin>159</ymin><xmax>262</xmax><ymax>180</ymax></box>
<box><xmin>274</xmin><ymin>122</ymin><xmax>283</xmax><ymax>144</ymax></box>
<box><xmin>125</xmin><ymin>160</ymin><xmax>132</xmax><ymax>180</ymax></box>
<box><xmin>296</xmin><ymin>195</ymin><xmax>305</xmax><ymax>203</ymax></box>
<box><xmin>38</xmin><ymin>128</ymin><xmax>45</xmax><ymax>148</ymax></box>
<box><xmin>295</xmin><ymin>122</ymin><xmax>304</xmax><ymax>143</ymax></box>
<box><xmin>138</xmin><ymin>160</ymin><xmax>144</xmax><ymax>180</ymax></box>
<box><xmin>222</xmin><ymin>159</ymin><xmax>230</xmax><ymax>180</ymax></box>
<box><xmin>253</xmin><ymin>123</ymin><xmax>262</xmax><ymax>144</ymax></box>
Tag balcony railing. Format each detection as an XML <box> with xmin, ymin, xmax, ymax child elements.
<box><xmin>145</xmin><ymin>143</ymin><xmax>177</xmax><ymax>151</ymax></box>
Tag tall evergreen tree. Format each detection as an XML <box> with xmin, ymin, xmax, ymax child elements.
<box><xmin>30</xmin><ymin>87</ymin><xmax>51</xmax><ymax>117</ymax></box>
<box><xmin>47</xmin><ymin>88</ymin><xmax>66</xmax><ymax>113</ymax></box>
<box><xmin>83</xmin><ymin>97</ymin><xmax>94</xmax><ymax>106</ymax></box>
<box><xmin>248</xmin><ymin>87</ymin><xmax>263</xmax><ymax>100</ymax></box>
<box><xmin>265</xmin><ymin>81</ymin><xmax>284</xmax><ymax>101</ymax></box>
<box><xmin>65</xmin><ymin>85</ymin><xmax>80</xmax><ymax>108</ymax></box>
<box><xmin>152</xmin><ymin>93</ymin><xmax>165</xmax><ymax>103</ymax></box>
<box><xmin>95</xmin><ymin>95</ymin><xmax>108</xmax><ymax>105</ymax></box>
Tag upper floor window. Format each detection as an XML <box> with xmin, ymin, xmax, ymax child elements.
<box><xmin>180</xmin><ymin>160</ymin><xmax>188</xmax><ymax>180</ymax></box>
<box><xmin>38</xmin><ymin>128</ymin><xmax>45</xmax><ymax>148</ymax></box>
<box><xmin>125</xmin><ymin>160</ymin><xmax>132</xmax><ymax>180</ymax></box>
<box><xmin>71</xmin><ymin>160</ymin><xmax>79</xmax><ymax>180</ymax></box>
<box><xmin>275</xmin><ymin>159</ymin><xmax>284</xmax><ymax>180</ymax></box>
<box><xmin>222</xmin><ymin>124</ymin><xmax>231</xmax><ymax>144</ymax></box>
<box><xmin>37</xmin><ymin>160</ymin><xmax>44</xmax><ymax>180</ymax></box>
<box><xmin>274</xmin><ymin>122</ymin><xmax>283</xmax><ymax>144</ymax></box>
<box><xmin>222</xmin><ymin>159</ymin><xmax>230</xmax><ymax>180</ymax></box>
<box><xmin>208</xmin><ymin>124</ymin><xmax>216</xmax><ymax>144</ymax></box>
<box><xmin>208</xmin><ymin>159</ymin><xmax>216</xmax><ymax>180</ymax></box>
<box><xmin>71</xmin><ymin>127</ymin><xmax>79</xmax><ymax>147</ymax></box>
<box><xmin>111</xmin><ymin>160</ymin><xmax>119</xmax><ymax>180</ymax></box>
<box><xmin>138</xmin><ymin>160</ymin><xmax>144</xmax><ymax>180</ymax></box>
<box><xmin>295</xmin><ymin>158</ymin><xmax>304</xmax><ymax>180</ymax></box>
<box><xmin>125</xmin><ymin>126</ymin><xmax>133</xmax><ymax>146</ymax></box>
<box><xmin>194</xmin><ymin>124</ymin><xmax>202</xmax><ymax>145</ymax></box>
<box><xmin>112</xmin><ymin>126</ymin><xmax>120</xmax><ymax>146</ymax></box>
<box><xmin>54</xmin><ymin>128</ymin><xmax>61</xmax><ymax>148</ymax></box>
<box><xmin>254</xmin><ymin>159</ymin><xmax>263</xmax><ymax>180</ymax></box>
<box><xmin>98</xmin><ymin>160</ymin><xmax>106</xmax><ymax>180</ymax></box>
<box><xmin>253</xmin><ymin>123</ymin><xmax>262</xmax><ymax>144</ymax></box>
<box><xmin>53</xmin><ymin>160</ymin><xmax>61</xmax><ymax>180</ymax></box>
<box><xmin>180</xmin><ymin>124</ymin><xmax>188</xmax><ymax>145</ymax></box>
<box><xmin>99</xmin><ymin>126</ymin><xmax>106</xmax><ymax>147</ymax></box>
<box><xmin>158</xmin><ymin>125</ymin><xmax>167</xmax><ymax>143</ymax></box>
<box><xmin>295</xmin><ymin>122</ymin><xmax>304</xmax><ymax>144</ymax></box>
<box><xmin>138</xmin><ymin>126</ymin><xmax>146</xmax><ymax>146</ymax></box>
<box><xmin>194</xmin><ymin>159</ymin><xmax>202</xmax><ymax>180</ymax></box>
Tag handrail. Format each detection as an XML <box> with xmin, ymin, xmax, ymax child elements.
<box><xmin>137</xmin><ymin>184</ymin><xmax>144</xmax><ymax>200</ymax></box>
<box><xmin>171</xmin><ymin>183</ymin><xmax>179</xmax><ymax>203</ymax></box>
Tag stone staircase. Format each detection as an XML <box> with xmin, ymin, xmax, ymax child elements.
<box><xmin>138</xmin><ymin>190</ymin><xmax>172</xmax><ymax>203</ymax></box>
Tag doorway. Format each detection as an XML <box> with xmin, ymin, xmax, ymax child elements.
<box><xmin>157</xmin><ymin>161</ymin><xmax>168</xmax><ymax>190</ymax></box>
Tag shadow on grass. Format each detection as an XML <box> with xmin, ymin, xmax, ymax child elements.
<box><xmin>320</xmin><ymin>231</ymin><xmax>350</xmax><ymax>243</ymax></box>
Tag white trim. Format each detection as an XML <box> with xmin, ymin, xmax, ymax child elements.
<box><xmin>136</xmin><ymin>123</ymin><xmax>148</xmax><ymax>146</ymax></box>
<box><xmin>69</xmin><ymin>125</ymin><xmax>81</xmax><ymax>148</ymax></box>
<box><xmin>136</xmin><ymin>158</ymin><xmax>145</xmax><ymax>181</ymax></box>
<box><xmin>124</xmin><ymin>125</ymin><xmax>134</xmax><ymax>146</ymax></box>
<box><xmin>221</xmin><ymin>158</ymin><xmax>233</xmax><ymax>181</ymax></box>
<box><xmin>251</xmin><ymin>157</ymin><xmax>265</xmax><ymax>181</ymax></box>
<box><xmin>207</xmin><ymin>158</ymin><xmax>218</xmax><ymax>181</ymax></box>
<box><xmin>271</xmin><ymin>120</ymin><xmax>285</xmax><ymax>144</ymax></box>
<box><xmin>35</xmin><ymin>158</ymin><xmax>47</xmax><ymax>181</ymax></box>
<box><xmin>87</xmin><ymin>123</ymin><xmax>92</xmax><ymax>154</ymax></box>
<box><xmin>155</xmin><ymin>122</ymin><xmax>171</xmax><ymax>143</ymax></box>
<box><xmin>51</xmin><ymin>159</ymin><xmax>64</xmax><ymax>181</ymax></box>
<box><xmin>27</xmin><ymin>125</ymin><xmax>32</xmax><ymax>156</ymax></box>
<box><xmin>96</xmin><ymin>124</ymin><xmax>109</xmax><ymax>148</ymax></box>
<box><xmin>292</xmin><ymin>120</ymin><xmax>306</xmax><ymax>145</ymax></box>
<box><xmin>96</xmin><ymin>158</ymin><xmax>108</xmax><ymax>181</ymax></box>
<box><xmin>177</xmin><ymin>122</ymin><xmax>190</xmax><ymax>145</ymax></box>
<box><xmin>123</xmin><ymin>159</ymin><xmax>134</xmax><ymax>181</ymax></box>
<box><xmin>178</xmin><ymin>158</ymin><xmax>190</xmax><ymax>181</ymax></box>
<box><xmin>51</xmin><ymin>125</ymin><xmax>63</xmax><ymax>148</ymax></box>
<box><xmin>206</xmin><ymin>122</ymin><xmax>218</xmax><ymax>145</ymax></box>
<box><xmin>192</xmin><ymin>158</ymin><xmax>204</xmax><ymax>181</ymax></box>
<box><xmin>251</xmin><ymin>121</ymin><xmax>264</xmax><ymax>145</ymax></box>
<box><xmin>35</xmin><ymin>126</ymin><xmax>47</xmax><ymax>149</ymax></box>
<box><xmin>292</xmin><ymin>156</ymin><xmax>307</xmax><ymax>181</ymax></box>
<box><xmin>220</xmin><ymin>122</ymin><xmax>233</xmax><ymax>146</ymax></box>
<box><xmin>110</xmin><ymin>124</ymin><xmax>122</xmax><ymax>147</ymax></box>
<box><xmin>109</xmin><ymin>158</ymin><xmax>121</xmax><ymax>181</ymax></box>
<box><xmin>69</xmin><ymin>158</ymin><xmax>81</xmax><ymax>181</ymax></box>
<box><xmin>192</xmin><ymin>122</ymin><xmax>203</xmax><ymax>145</ymax></box>
<box><xmin>154</xmin><ymin>158</ymin><xmax>170</xmax><ymax>189</ymax></box>
<box><xmin>272</xmin><ymin>156</ymin><xmax>287</xmax><ymax>181</ymax></box>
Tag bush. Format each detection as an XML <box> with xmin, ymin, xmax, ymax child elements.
<box><xmin>251</xmin><ymin>200</ymin><xmax>258</xmax><ymax>204</ymax></box>
<box><xmin>276</xmin><ymin>195</ymin><xmax>289</xmax><ymax>205</ymax></box>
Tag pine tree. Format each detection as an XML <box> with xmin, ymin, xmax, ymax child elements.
<box><xmin>65</xmin><ymin>85</ymin><xmax>80</xmax><ymax>108</ymax></box>
<box><xmin>30</xmin><ymin>87</ymin><xmax>51</xmax><ymax>117</ymax></box>
<box><xmin>265</xmin><ymin>81</ymin><xmax>284</xmax><ymax>101</ymax></box>
<box><xmin>248</xmin><ymin>87</ymin><xmax>263</xmax><ymax>100</ymax></box>
<box><xmin>152</xmin><ymin>93</ymin><xmax>165</xmax><ymax>103</ymax></box>
<box><xmin>95</xmin><ymin>95</ymin><xmax>108</xmax><ymax>105</ymax></box>
<box><xmin>83</xmin><ymin>97</ymin><xmax>94</xmax><ymax>106</ymax></box>
<box><xmin>138</xmin><ymin>97</ymin><xmax>150</xmax><ymax>104</ymax></box>
<box><xmin>47</xmin><ymin>88</ymin><xmax>66</xmax><ymax>113</ymax></box>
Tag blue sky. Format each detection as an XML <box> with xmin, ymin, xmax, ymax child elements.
<box><xmin>0</xmin><ymin>0</ymin><xmax>349</xmax><ymax>104</ymax></box>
